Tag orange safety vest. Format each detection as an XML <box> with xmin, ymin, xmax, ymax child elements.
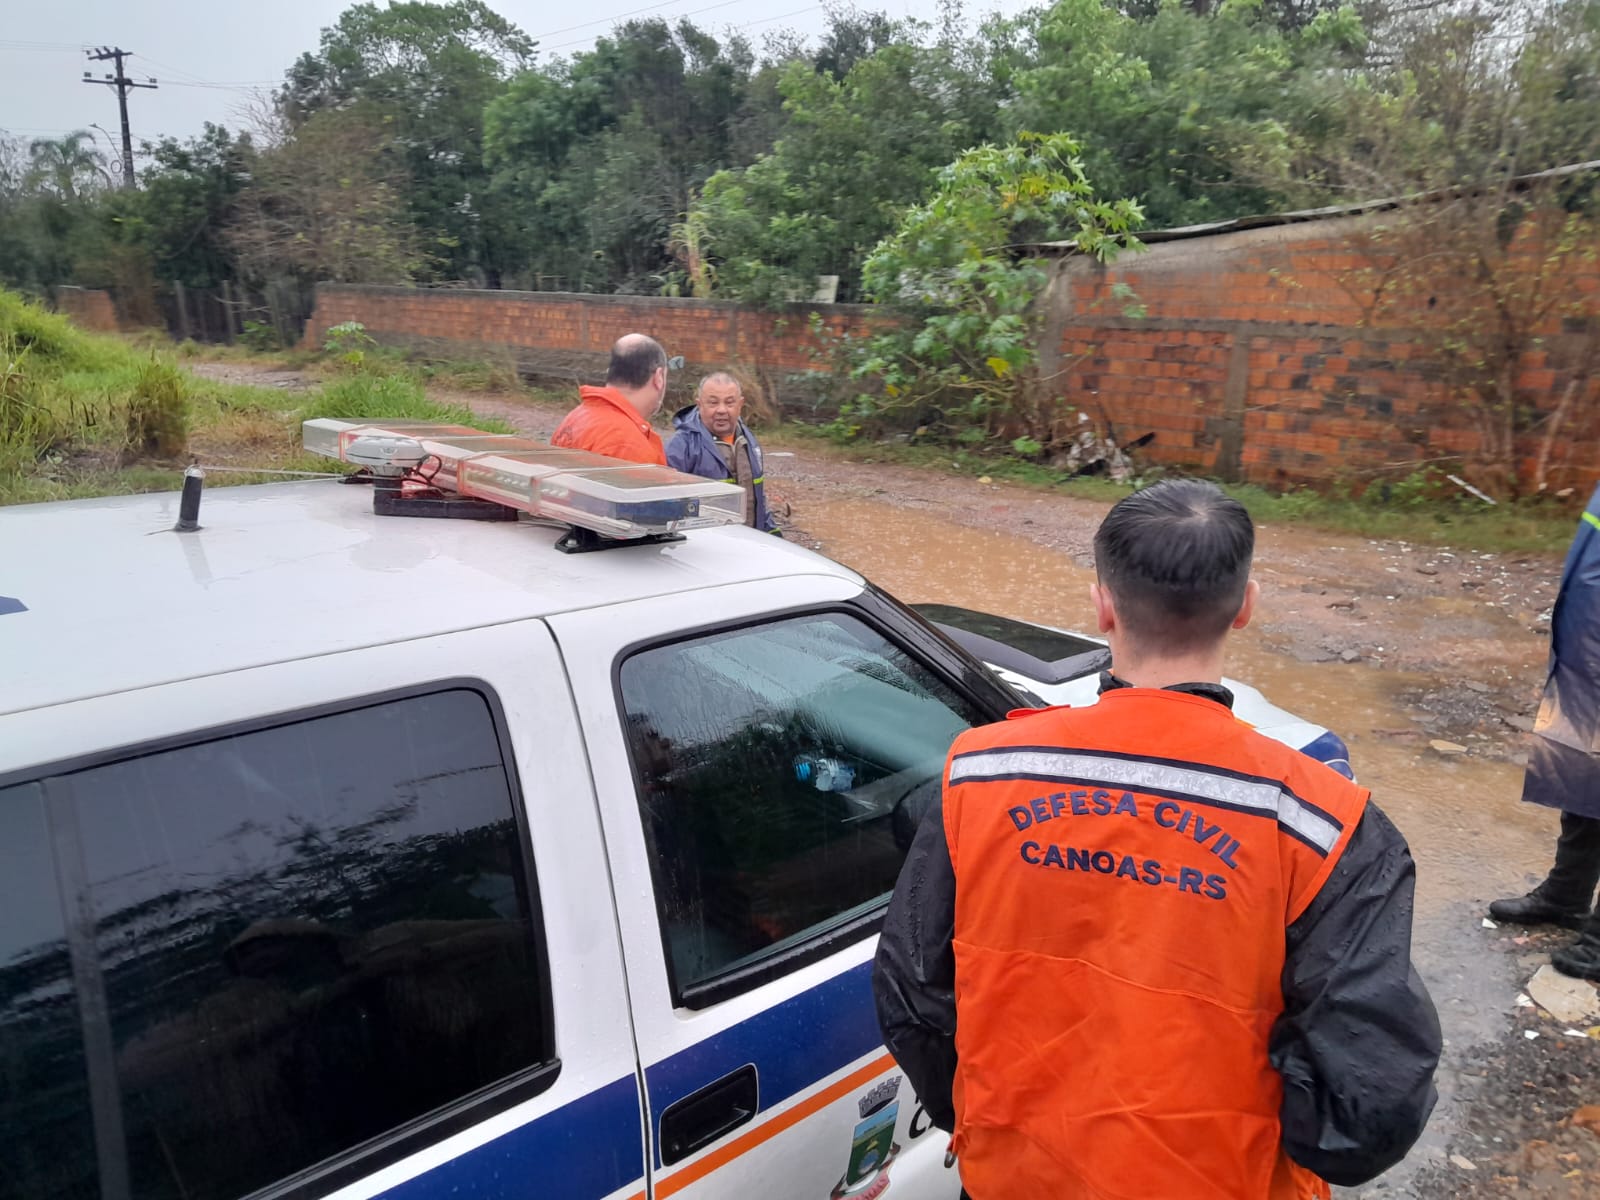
<box><xmin>943</xmin><ymin>687</ymin><xmax>1369</xmax><ymax>1200</ymax></box>
<box><xmin>551</xmin><ymin>386</ymin><xmax>667</xmax><ymax>466</ymax></box>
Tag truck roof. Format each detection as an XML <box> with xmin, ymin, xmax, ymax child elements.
<box><xmin>0</xmin><ymin>480</ymin><xmax>861</xmax><ymax>717</ymax></box>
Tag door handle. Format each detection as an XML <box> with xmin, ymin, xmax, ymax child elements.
<box><xmin>659</xmin><ymin>1064</ymin><xmax>759</xmax><ymax>1165</ymax></box>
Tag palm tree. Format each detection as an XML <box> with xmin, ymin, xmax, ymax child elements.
<box><xmin>26</xmin><ymin>132</ymin><xmax>113</xmax><ymax>201</ymax></box>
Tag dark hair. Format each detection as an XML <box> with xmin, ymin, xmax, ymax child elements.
<box><xmin>1093</xmin><ymin>479</ymin><xmax>1254</xmax><ymax>652</ymax></box>
<box><xmin>607</xmin><ymin>334</ymin><xmax>668</xmax><ymax>389</ymax></box>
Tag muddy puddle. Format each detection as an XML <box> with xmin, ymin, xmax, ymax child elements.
<box><xmin>803</xmin><ymin>497</ymin><xmax>1568</xmax><ymax>1192</ymax></box>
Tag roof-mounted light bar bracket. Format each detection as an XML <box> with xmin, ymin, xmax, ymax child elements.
<box><xmin>552</xmin><ymin>527</ymin><xmax>685</xmax><ymax>554</ymax></box>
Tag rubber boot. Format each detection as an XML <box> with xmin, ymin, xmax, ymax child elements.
<box><xmin>1552</xmin><ymin>909</ymin><xmax>1600</xmax><ymax>982</ymax></box>
<box><xmin>1490</xmin><ymin>812</ymin><xmax>1600</xmax><ymax>929</ymax></box>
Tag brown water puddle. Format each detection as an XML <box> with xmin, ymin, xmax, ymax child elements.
<box><xmin>802</xmin><ymin>498</ymin><xmax>1555</xmax><ymax>915</ymax></box>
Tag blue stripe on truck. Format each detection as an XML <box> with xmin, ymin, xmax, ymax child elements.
<box><xmin>644</xmin><ymin>959</ymin><xmax>882</xmax><ymax>1168</ymax></box>
<box><xmin>377</xmin><ymin>1074</ymin><xmax>644</xmax><ymax>1200</ymax></box>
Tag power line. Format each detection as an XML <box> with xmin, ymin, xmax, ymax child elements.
<box><xmin>533</xmin><ymin>0</ymin><xmax>701</xmax><ymax>41</ymax></box>
<box><xmin>129</xmin><ymin>52</ymin><xmax>214</xmax><ymax>85</ymax></box>
<box><xmin>160</xmin><ymin>79</ymin><xmax>281</xmax><ymax>90</ymax></box>
<box><xmin>541</xmin><ymin>0</ymin><xmax>748</xmax><ymax>52</ymax></box>
<box><xmin>81</xmin><ymin>46</ymin><xmax>156</xmax><ymax>189</ymax></box>
<box><xmin>732</xmin><ymin>4</ymin><xmax>827</xmax><ymax>32</ymax></box>
<box><xmin>128</xmin><ymin>53</ymin><xmax>277</xmax><ymax>91</ymax></box>
<box><xmin>1</xmin><ymin>126</ymin><xmax>94</xmax><ymax>137</ymax></box>
<box><xmin>0</xmin><ymin>39</ymin><xmax>90</xmax><ymax>52</ymax></box>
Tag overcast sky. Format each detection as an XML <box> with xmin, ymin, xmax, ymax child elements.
<box><xmin>2</xmin><ymin>0</ymin><xmax>1038</xmax><ymax>153</ymax></box>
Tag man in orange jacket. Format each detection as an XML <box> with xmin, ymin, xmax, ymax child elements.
<box><xmin>551</xmin><ymin>333</ymin><xmax>677</xmax><ymax>465</ymax></box>
<box><xmin>874</xmin><ymin>479</ymin><xmax>1440</xmax><ymax>1200</ymax></box>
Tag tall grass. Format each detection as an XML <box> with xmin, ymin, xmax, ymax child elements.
<box><xmin>299</xmin><ymin>373</ymin><xmax>514</xmax><ymax>433</ymax></box>
<box><xmin>125</xmin><ymin>360</ymin><xmax>190</xmax><ymax>457</ymax></box>
<box><xmin>0</xmin><ymin>288</ymin><xmax>523</xmax><ymax>507</ymax></box>
<box><xmin>1</xmin><ymin>294</ymin><xmax>138</xmax><ymax>481</ymax></box>
<box><xmin>0</xmin><ymin>290</ymin><xmax>287</xmax><ymax>504</ymax></box>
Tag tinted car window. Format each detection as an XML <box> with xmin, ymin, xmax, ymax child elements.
<box><xmin>0</xmin><ymin>783</ymin><xmax>97</xmax><ymax>1200</ymax></box>
<box><xmin>8</xmin><ymin>687</ymin><xmax>551</xmax><ymax>1200</ymax></box>
<box><xmin>620</xmin><ymin>613</ymin><xmax>983</xmax><ymax>997</ymax></box>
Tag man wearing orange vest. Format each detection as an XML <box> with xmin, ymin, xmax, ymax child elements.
<box><xmin>551</xmin><ymin>333</ymin><xmax>678</xmax><ymax>465</ymax></box>
<box><xmin>874</xmin><ymin>479</ymin><xmax>1440</xmax><ymax>1200</ymax></box>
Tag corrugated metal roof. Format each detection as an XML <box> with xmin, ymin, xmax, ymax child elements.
<box><xmin>1031</xmin><ymin>159</ymin><xmax>1600</xmax><ymax>250</ymax></box>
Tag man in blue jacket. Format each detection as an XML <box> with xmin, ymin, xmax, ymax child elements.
<box><xmin>1491</xmin><ymin>482</ymin><xmax>1600</xmax><ymax>980</ymax></box>
<box><xmin>667</xmin><ymin>372</ymin><xmax>780</xmax><ymax>533</ymax></box>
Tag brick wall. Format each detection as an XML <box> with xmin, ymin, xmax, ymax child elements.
<box><xmin>304</xmin><ymin>286</ymin><xmax>884</xmax><ymax>410</ymax></box>
<box><xmin>1046</xmin><ymin>215</ymin><xmax>1600</xmax><ymax>493</ymax></box>
<box><xmin>54</xmin><ymin>286</ymin><xmax>120</xmax><ymax>333</ymax></box>
<box><xmin>304</xmin><ymin>211</ymin><xmax>1600</xmax><ymax>492</ymax></box>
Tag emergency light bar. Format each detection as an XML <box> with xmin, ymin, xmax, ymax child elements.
<box><xmin>303</xmin><ymin>418</ymin><xmax>745</xmax><ymax>541</ymax></box>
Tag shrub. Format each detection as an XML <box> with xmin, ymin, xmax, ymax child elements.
<box><xmin>323</xmin><ymin>321</ymin><xmax>379</xmax><ymax>373</ymax></box>
<box><xmin>830</xmin><ymin>133</ymin><xmax>1143</xmax><ymax>451</ymax></box>
<box><xmin>299</xmin><ymin>374</ymin><xmax>514</xmax><ymax>433</ymax></box>
<box><xmin>241</xmin><ymin>319</ymin><xmax>283</xmax><ymax>351</ymax></box>
<box><xmin>124</xmin><ymin>359</ymin><xmax>190</xmax><ymax>459</ymax></box>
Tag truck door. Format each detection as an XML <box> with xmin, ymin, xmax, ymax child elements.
<box><xmin>551</xmin><ymin>578</ymin><xmax>994</xmax><ymax>1200</ymax></box>
<box><xmin>0</xmin><ymin>622</ymin><xmax>647</xmax><ymax>1200</ymax></box>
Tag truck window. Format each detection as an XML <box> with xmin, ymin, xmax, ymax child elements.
<box><xmin>2</xmin><ymin>687</ymin><xmax>554</xmax><ymax>1200</ymax></box>
<box><xmin>619</xmin><ymin>612</ymin><xmax>984</xmax><ymax>1002</ymax></box>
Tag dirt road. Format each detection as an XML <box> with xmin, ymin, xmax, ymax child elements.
<box><xmin>205</xmin><ymin>368</ymin><xmax>1600</xmax><ymax>1195</ymax></box>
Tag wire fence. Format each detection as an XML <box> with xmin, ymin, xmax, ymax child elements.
<box><xmin>136</xmin><ymin>279</ymin><xmax>317</xmax><ymax>348</ymax></box>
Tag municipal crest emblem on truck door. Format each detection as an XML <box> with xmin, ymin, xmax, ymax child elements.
<box><xmin>831</xmin><ymin>1075</ymin><xmax>902</xmax><ymax>1198</ymax></box>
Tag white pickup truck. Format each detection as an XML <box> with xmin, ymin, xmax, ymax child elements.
<box><xmin>0</xmin><ymin>423</ymin><xmax>1350</xmax><ymax>1200</ymax></box>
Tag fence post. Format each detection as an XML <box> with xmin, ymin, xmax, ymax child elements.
<box><xmin>267</xmin><ymin>282</ymin><xmax>288</xmax><ymax>349</ymax></box>
<box><xmin>1216</xmin><ymin>335</ymin><xmax>1251</xmax><ymax>484</ymax></box>
<box><xmin>173</xmin><ymin>281</ymin><xmax>191</xmax><ymax>343</ymax></box>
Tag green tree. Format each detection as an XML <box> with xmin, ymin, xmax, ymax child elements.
<box><xmin>280</xmin><ymin>0</ymin><xmax>535</xmax><ymax>284</ymax></box>
<box><xmin>1314</xmin><ymin>0</ymin><xmax>1600</xmax><ymax>495</ymax></box>
<box><xmin>698</xmin><ymin>15</ymin><xmax>1009</xmax><ymax>302</ymax></box>
<box><xmin>484</xmin><ymin>18</ymin><xmax>759</xmax><ymax>293</ymax></box>
<box><xmin>0</xmin><ymin>134</ymin><xmax>49</xmax><ymax>293</ymax></box>
<box><xmin>25</xmin><ymin>133</ymin><xmax>112</xmax><ymax>203</ymax></box>
<box><xmin>0</xmin><ymin>132</ymin><xmax>111</xmax><ymax>295</ymax></box>
<box><xmin>1006</xmin><ymin>0</ymin><xmax>1367</xmax><ymax>227</ymax></box>
<box><xmin>135</xmin><ymin>125</ymin><xmax>255</xmax><ymax>288</ymax></box>
<box><xmin>834</xmin><ymin>132</ymin><xmax>1143</xmax><ymax>446</ymax></box>
<box><xmin>228</xmin><ymin>106</ymin><xmax>421</xmax><ymax>288</ymax></box>
<box><xmin>0</xmin><ymin>125</ymin><xmax>250</xmax><ymax>308</ymax></box>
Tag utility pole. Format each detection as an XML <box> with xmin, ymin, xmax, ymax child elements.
<box><xmin>82</xmin><ymin>47</ymin><xmax>157</xmax><ymax>189</ymax></box>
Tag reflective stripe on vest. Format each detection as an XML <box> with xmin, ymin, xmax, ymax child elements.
<box><xmin>943</xmin><ymin>689</ymin><xmax>1366</xmax><ymax>1200</ymax></box>
<box><xmin>948</xmin><ymin>748</ymin><xmax>1344</xmax><ymax>854</ymax></box>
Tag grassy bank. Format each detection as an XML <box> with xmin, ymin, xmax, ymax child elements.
<box><xmin>186</xmin><ymin>337</ymin><xmax>530</xmax><ymax>396</ymax></box>
<box><xmin>770</xmin><ymin>425</ymin><xmax>1581</xmax><ymax>555</ymax></box>
<box><xmin>0</xmin><ymin>293</ymin><xmax>510</xmax><ymax>506</ymax></box>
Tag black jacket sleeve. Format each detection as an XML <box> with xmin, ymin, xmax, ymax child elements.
<box><xmin>1269</xmin><ymin>801</ymin><xmax>1442</xmax><ymax>1186</ymax></box>
<box><xmin>872</xmin><ymin>796</ymin><xmax>959</xmax><ymax>1131</ymax></box>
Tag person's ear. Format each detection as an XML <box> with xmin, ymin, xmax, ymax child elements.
<box><xmin>1231</xmin><ymin>579</ymin><xmax>1260</xmax><ymax>631</ymax></box>
<box><xmin>1091</xmin><ymin>580</ymin><xmax>1116</xmax><ymax>636</ymax></box>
